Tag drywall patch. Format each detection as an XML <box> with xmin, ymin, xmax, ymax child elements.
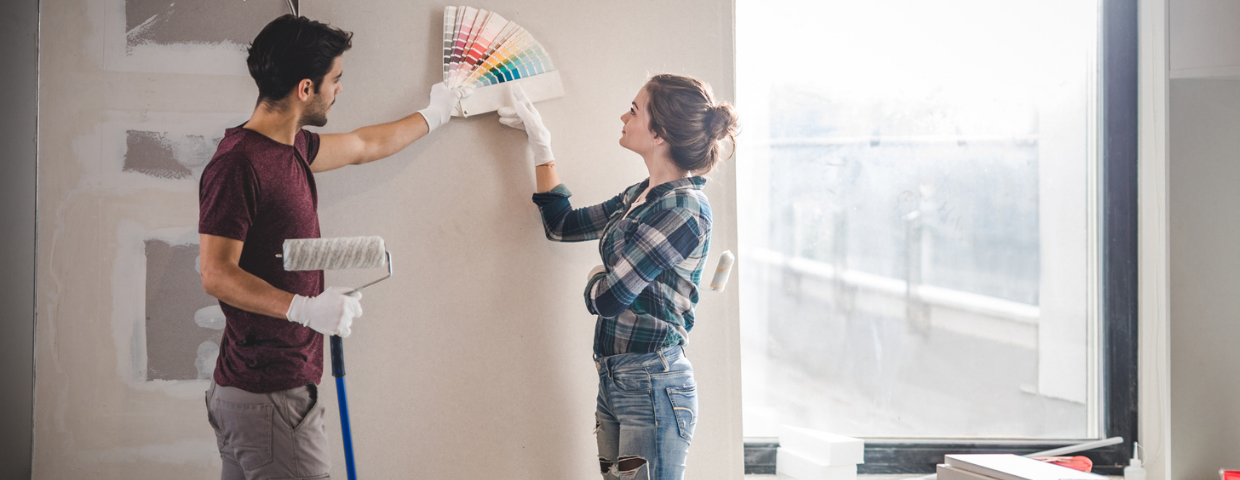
<box><xmin>123</xmin><ymin>130</ymin><xmax>217</xmax><ymax>179</ymax></box>
<box><xmin>91</xmin><ymin>0</ymin><xmax>262</xmax><ymax>75</ymax></box>
<box><xmin>126</xmin><ymin>0</ymin><xmax>287</xmax><ymax>49</ymax></box>
<box><xmin>88</xmin><ymin>111</ymin><xmax>245</xmax><ymax>193</ymax></box>
<box><xmin>144</xmin><ymin>239</ymin><xmax>221</xmax><ymax>381</ymax></box>
<box><xmin>114</xmin><ymin>222</ymin><xmax>220</xmax><ymax>398</ymax></box>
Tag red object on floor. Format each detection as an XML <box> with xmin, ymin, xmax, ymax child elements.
<box><xmin>1031</xmin><ymin>456</ymin><xmax>1093</xmax><ymax>472</ymax></box>
<box><xmin>1220</xmin><ymin>469</ymin><xmax>1240</xmax><ymax>480</ymax></box>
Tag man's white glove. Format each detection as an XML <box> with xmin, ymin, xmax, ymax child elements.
<box><xmin>497</xmin><ymin>85</ymin><xmax>554</xmax><ymax>165</ymax></box>
<box><xmin>418</xmin><ymin>82</ymin><xmax>472</xmax><ymax>133</ymax></box>
<box><xmin>286</xmin><ymin>286</ymin><xmax>363</xmax><ymax>338</ymax></box>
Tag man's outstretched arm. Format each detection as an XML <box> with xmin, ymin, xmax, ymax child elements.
<box><xmin>312</xmin><ymin>83</ymin><xmax>468</xmax><ymax>173</ymax></box>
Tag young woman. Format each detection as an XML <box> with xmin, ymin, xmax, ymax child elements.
<box><xmin>498</xmin><ymin>74</ymin><xmax>739</xmax><ymax>480</ymax></box>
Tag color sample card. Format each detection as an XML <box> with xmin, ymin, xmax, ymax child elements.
<box><xmin>441</xmin><ymin>6</ymin><xmax>558</xmax><ymax>90</ymax></box>
<box><xmin>448</xmin><ymin>7</ymin><xmax>478</xmax><ymax>81</ymax></box>
<box><xmin>442</xmin><ymin>6</ymin><xmax>457</xmax><ymax>81</ymax></box>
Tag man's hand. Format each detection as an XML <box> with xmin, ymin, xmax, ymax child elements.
<box><xmin>286</xmin><ymin>287</ymin><xmax>363</xmax><ymax>337</ymax></box>
<box><xmin>418</xmin><ymin>82</ymin><xmax>472</xmax><ymax>133</ymax></box>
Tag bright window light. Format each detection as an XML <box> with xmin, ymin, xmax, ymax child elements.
<box><xmin>737</xmin><ymin>0</ymin><xmax>1101</xmax><ymax>440</ymax></box>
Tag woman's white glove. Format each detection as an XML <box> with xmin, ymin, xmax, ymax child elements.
<box><xmin>286</xmin><ymin>287</ymin><xmax>363</xmax><ymax>338</ymax></box>
<box><xmin>586</xmin><ymin>264</ymin><xmax>607</xmax><ymax>283</ymax></box>
<box><xmin>418</xmin><ymin>82</ymin><xmax>472</xmax><ymax>133</ymax></box>
<box><xmin>497</xmin><ymin>85</ymin><xmax>554</xmax><ymax>165</ymax></box>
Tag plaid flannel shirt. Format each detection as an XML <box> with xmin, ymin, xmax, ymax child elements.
<box><xmin>532</xmin><ymin>177</ymin><xmax>712</xmax><ymax>356</ymax></box>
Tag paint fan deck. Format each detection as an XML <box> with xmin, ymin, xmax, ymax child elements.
<box><xmin>442</xmin><ymin>6</ymin><xmax>565</xmax><ymax>117</ymax></box>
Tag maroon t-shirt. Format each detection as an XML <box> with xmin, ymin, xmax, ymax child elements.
<box><xmin>199</xmin><ymin>127</ymin><xmax>324</xmax><ymax>393</ymax></box>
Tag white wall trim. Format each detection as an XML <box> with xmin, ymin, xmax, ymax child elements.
<box><xmin>1138</xmin><ymin>0</ymin><xmax>1171</xmax><ymax>478</ymax></box>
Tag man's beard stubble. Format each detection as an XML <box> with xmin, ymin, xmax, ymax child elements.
<box><xmin>300</xmin><ymin>96</ymin><xmax>331</xmax><ymax>127</ymax></box>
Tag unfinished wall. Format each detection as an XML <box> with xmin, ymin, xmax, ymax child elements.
<box><xmin>35</xmin><ymin>1</ymin><xmax>741</xmax><ymax>479</ymax></box>
<box><xmin>1</xmin><ymin>0</ymin><xmax>39</xmax><ymax>478</ymax></box>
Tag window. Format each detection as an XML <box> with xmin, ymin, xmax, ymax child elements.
<box><xmin>736</xmin><ymin>0</ymin><xmax>1137</xmax><ymax>473</ymax></box>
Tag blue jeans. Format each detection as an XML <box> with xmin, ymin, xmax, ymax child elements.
<box><xmin>594</xmin><ymin>345</ymin><xmax>698</xmax><ymax>480</ymax></box>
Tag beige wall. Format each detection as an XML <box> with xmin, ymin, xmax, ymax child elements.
<box><xmin>34</xmin><ymin>1</ymin><xmax>741</xmax><ymax>479</ymax></box>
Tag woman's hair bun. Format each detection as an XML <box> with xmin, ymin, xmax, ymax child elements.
<box><xmin>644</xmin><ymin>74</ymin><xmax>741</xmax><ymax>174</ymax></box>
<box><xmin>707</xmin><ymin>102</ymin><xmax>740</xmax><ymax>142</ymax></box>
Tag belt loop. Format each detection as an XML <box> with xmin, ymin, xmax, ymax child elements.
<box><xmin>658</xmin><ymin>348</ymin><xmax>669</xmax><ymax>372</ymax></box>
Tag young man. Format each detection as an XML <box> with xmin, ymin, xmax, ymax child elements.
<box><xmin>198</xmin><ymin>15</ymin><xmax>467</xmax><ymax>479</ymax></box>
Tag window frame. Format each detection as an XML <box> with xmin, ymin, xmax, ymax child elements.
<box><xmin>740</xmin><ymin>0</ymin><xmax>1138</xmax><ymax>473</ymax></box>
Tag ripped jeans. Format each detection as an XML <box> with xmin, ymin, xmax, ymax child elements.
<box><xmin>594</xmin><ymin>345</ymin><xmax>697</xmax><ymax>480</ymax></box>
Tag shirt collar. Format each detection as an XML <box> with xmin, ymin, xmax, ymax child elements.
<box><xmin>644</xmin><ymin>176</ymin><xmax>707</xmax><ymax>203</ymax></box>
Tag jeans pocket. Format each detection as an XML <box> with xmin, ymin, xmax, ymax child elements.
<box><xmin>213</xmin><ymin>398</ymin><xmax>274</xmax><ymax>471</ymax></box>
<box><xmin>666</xmin><ymin>385</ymin><xmax>698</xmax><ymax>443</ymax></box>
<box><xmin>611</xmin><ymin>370</ymin><xmax>652</xmax><ymax>393</ymax></box>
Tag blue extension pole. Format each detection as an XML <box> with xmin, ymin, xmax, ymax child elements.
<box><xmin>330</xmin><ymin>335</ymin><xmax>358</xmax><ymax>480</ymax></box>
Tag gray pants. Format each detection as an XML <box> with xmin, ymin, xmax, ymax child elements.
<box><xmin>206</xmin><ymin>381</ymin><xmax>332</xmax><ymax>480</ymax></box>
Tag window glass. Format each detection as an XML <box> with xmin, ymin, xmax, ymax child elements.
<box><xmin>737</xmin><ymin>0</ymin><xmax>1101</xmax><ymax>439</ymax></box>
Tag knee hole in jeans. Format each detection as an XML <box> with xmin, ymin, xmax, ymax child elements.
<box><xmin>616</xmin><ymin>456</ymin><xmax>647</xmax><ymax>478</ymax></box>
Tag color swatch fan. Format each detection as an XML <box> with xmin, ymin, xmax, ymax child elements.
<box><xmin>442</xmin><ymin>6</ymin><xmax>565</xmax><ymax>117</ymax></box>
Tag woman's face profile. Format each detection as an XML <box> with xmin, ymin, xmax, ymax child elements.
<box><xmin>619</xmin><ymin>86</ymin><xmax>660</xmax><ymax>155</ymax></box>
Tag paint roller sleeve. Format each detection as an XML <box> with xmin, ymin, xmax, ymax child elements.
<box><xmin>708</xmin><ymin>251</ymin><xmax>735</xmax><ymax>292</ymax></box>
<box><xmin>282</xmin><ymin>237</ymin><xmax>388</xmax><ymax>271</ymax></box>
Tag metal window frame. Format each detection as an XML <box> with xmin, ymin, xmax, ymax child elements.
<box><xmin>742</xmin><ymin>0</ymin><xmax>1138</xmax><ymax>474</ymax></box>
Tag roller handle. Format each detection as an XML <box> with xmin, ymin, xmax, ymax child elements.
<box><xmin>331</xmin><ymin>335</ymin><xmax>346</xmax><ymax>378</ymax></box>
<box><xmin>329</xmin><ymin>335</ymin><xmax>357</xmax><ymax>479</ymax></box>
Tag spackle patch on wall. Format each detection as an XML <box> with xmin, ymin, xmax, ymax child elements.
<box><xmin>144</xmin><ymin>239</ymin><xmax>221</xmax><ymax>381</ymax></box>
<box><xmin>92</xmin><ymin>0</ymin><xmax>279</xmax><ymax>75</ymax></box>
<box><xmin>87</xmin><ymin>111</ymin><xmax>244</xmax><ymax>193</ymax></box>
<box><xmin>124</xmin><ymin>130</ymin><xmax>219</xmax><ymax>180</ymax></box>
<box><xmin>125</xmin><ymin>0</ymin><xmax>286</xmax><ymax>50</ymax></box>
<box><xmin>113</xmin><ymin>223</ymin><xmax>224</xmax><ymax>395</ymax></box>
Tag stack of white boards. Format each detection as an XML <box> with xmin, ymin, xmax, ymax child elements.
<box><xmin>776</xmin><ymin>426</ymin><xmax>864</xmax><ymax>480</ymax></box>
<box><xmin>938</xmin><ymin>455</ymin><xmax>1107</xmax><ymax>480</ymax></box>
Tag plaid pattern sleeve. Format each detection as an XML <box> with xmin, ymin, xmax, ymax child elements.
<box><xmin>585</xmin><ymin>208</ymin><xmax>702</xmax><ymax>318</ymax></box>
<box><xmin>532</xmin><ymin>184</ymin><xmax>629</xmax><ymax>242</ymax></box>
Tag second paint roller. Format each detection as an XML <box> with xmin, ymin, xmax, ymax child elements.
<box><xmin>279</xmin><ymin>235</ymin><xmax>392</xmax><ymax>480</ymax></box>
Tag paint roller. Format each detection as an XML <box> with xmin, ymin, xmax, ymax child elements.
<box><xmin>681</xmin><ymin>250</ymin><xmax>735</xmax><ymax>346</ymax></box>
<box><xmin>708</xmin><ymin>250</ymin><xmax>735</xmax><ymax>292</ymax></box>
<box><xmin>280</xmin><ymin>235</ymin><xmax>392</xmax><ymax>480</ymax></box>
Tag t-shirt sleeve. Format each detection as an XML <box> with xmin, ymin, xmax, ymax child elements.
<box><xmin>199</xmin><ymin>153</ymin><xmax>260</xmax><ymax>241</ymax></box>
<box><xmin>300</xmin><ymin>129</ymin><xmax>321</xmax><ymax>166</ymax></box>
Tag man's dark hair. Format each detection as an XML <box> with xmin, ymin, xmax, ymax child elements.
<box><xmin>247</xmin><ymin>15</ymin><xmax>353</xmax><ymax>106</ymax></box>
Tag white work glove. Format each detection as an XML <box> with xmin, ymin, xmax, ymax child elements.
<box><xmin>286</xmin><ymin>287</ymin><xmax>363</xmax><ymax>338</ymax></box>
<box><xmin>497</xmin><ymin>85</ymin><xmax>554</xmax><ymax>165</ymax></box>
<box><xmin>587</xmin><ymin>264</ymin><xmax>606</xmax><ymax>283</ymax></box>
<box><xmin>417</xmin><ymin>82</ymin><xmax>472</xmax><ymax>133</ymax></box>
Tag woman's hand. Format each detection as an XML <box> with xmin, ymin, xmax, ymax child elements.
<box><xmin>498</xmin><ymin>85</ymin><xmax>554</xmax><ymax>165</ymax></box>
